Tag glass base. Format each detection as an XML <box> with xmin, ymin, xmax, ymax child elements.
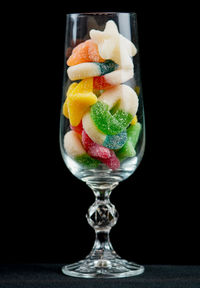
<box><xmin>62</xmin><ymin>257</ymin><xmax>144</xmax><ymax>278</ymax></box>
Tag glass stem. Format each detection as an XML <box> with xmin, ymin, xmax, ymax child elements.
<box><xmin>86</xmin><ymin>182</ymin><xmax>119</xmax><ymax>262</ymax></box>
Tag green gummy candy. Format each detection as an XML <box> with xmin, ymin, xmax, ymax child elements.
<box><xmin>116</xmin><ymin>140</ymin><xmax>136</xmax><ymax>160</ymax></box>
<box><xmin>116</xmin><ymin>122</ymin><xmax>142</xmax><ymax>161</ymax></box>
<box><xmin>127</xmin><ymin>122</ymin><xmax>142</xmax><ymax>148</ymax></box>
<box><xmin>96</xmin><ymin>60</ymin><xmax>118</xmax><ymax>76</ymax></box>
<box><xmin>75</xmin><ymin>154</ymin><xmax>100</xmax><ymax>168</ymax></box>
<box><xmin>91</xmin><ymin>101</ymin><xmax>133</xmax><ymax>135</ymax></box>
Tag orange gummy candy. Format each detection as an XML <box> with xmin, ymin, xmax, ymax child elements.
<box><xmin>67</xmin><ymin>40</ymin><xmax>104</xmax><ymax>66</ymax></box>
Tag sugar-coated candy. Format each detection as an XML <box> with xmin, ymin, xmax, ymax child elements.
<box><xmin>116</xmin><ymin>122</ymin><xmax>141</xmax><ymax>160</ymax></box>
<box><xmin>70</xmin><ymin>121</ymin><xmax>83</xmax><ymax>134</ymax></box>
<box><xmin>127</xmin><ymin>122</ymin><xmax>142</xmax><ymax>148</ymax></box>
<box><xmin>90</xmin><ymin>20</ymin><xmax>137</xmax><ymax>69</ymax></box>
<box><xmin>90</xmin><ymin>84</ymin><xmax>138</xmax><ymax>135</ymax></box>
<box><xmin>82</xmin><ymin>130</ymin><xmax>111</xmax><ymax>159</ymax></box>
<box><xmin>63</xmin><ymin>78</ymin><xmax>97</xmax><ymax>126</ymax></box>
<box><xmin>131</xmin><ymin>115</ymin><xmax>138</xmax><ymax>126</ymax></box>
<box><xmin>75</xmin><ymin>154</ymin><xmax>100</xmax><ymax>168</ymax></box>
<box><xmin>82</xmin><ymin>111</ymin><xmax>127</xmax><ymax>149</ymax></box>
<box><xmin>82</xmin><ymin>130</ymin><xmax>120</xmax><ymax>169</ymax></box>
<box><xmin>103</xmin><ymin>131</ymin><xmax>127</xmax><ymax>150</ymax></box>
<box><xmin>63</xmin><ymin>82</ymin><xmax>78</xmax><ymax>118</ymax></box>
<box><xmin>100</xmin><ymin>150</ymin><xmax>120</xmax><ymax>170</ymax></box>
<box><xmin>64</xmin><ymin>130</ymin><xmax>99</xmax><ymax>168</ymax></box>
<box><xmin>64</xmin><ymin>130</ymin><xmax>86</xmax><ymax>157</ymax></box>
<box><xmin>93</xmin><ymin>69</ymin><xmax>133</xmax><ymax>90</ymax></box>
<box><xmin>67</xmin><ymin>40</ymin><xmax>104</xmax><ymax>66</ymax></box>
<box><xmin>116</xmin><ymin>140</ymin><xmax>136</xmax><ymax>160</ymax></box>
<box><xmin>82</xmin><ymin>111</ymin><xmax>106</xmax><ymax>145</ymax></box>
<box><xmin>67</xmin><ymin>60</ymin><xmax>118</xmax><ymax>81</ymax></box>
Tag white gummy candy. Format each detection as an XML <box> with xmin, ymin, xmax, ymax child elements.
<box><xmin>64</xmin><ymin>130</ymin><xmax>85</xmax><ymax>157</ymax></box>
<box><xmin>90</xmin><ymin>20</ymin><xmax>137</xmax><ymax>70</ymax></box>
<box><xmin>98</xmin><ymin>84</ymin><xmax>138</xmax><ymax>117</ymax></box>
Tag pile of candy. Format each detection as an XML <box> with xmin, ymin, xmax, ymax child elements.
<box><xmin>63</xmin><ymin>20</ymin><xmax>141</xmax><ymax>170</ymax></box>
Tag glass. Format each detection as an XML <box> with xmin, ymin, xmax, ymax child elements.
<box><xmin>59</xmin><ymin>12</ymin><xmax>145</xmax><ymax>278</ymax></box>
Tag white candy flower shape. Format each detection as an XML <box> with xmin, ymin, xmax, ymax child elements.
<box><xmin>89</xmin><ymin>20</ymin><xmax>137</xmax><ymax>70</ymax></box>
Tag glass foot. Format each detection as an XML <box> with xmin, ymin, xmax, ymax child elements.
<box><xmin>62</xmin><ymin>257</ymin><xmax>144</xmax><ymax>278</ymax></box>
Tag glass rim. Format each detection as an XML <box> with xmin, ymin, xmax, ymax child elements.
<box><xmin>66</xmin><ymin>12</ymin><xmax>137</xmax><ymax>16</ymax></box>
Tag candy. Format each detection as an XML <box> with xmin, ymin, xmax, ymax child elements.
<box><xmin>116</xmin><ymin>140</ymin><xmax>136</xmax><ymax>160</ymax></box>
<box><xmin>82</xmin><ymin>130</ymin><xmax>111</xmax><ymax>159</ymax></box>
<box><xmin>127</xmin><ymin>122</ymin><xmax>142</xmax><ymax>148</ymax></box>
<box><xmin>82</xmin><ymin>130</ymin><xmax>120</xmax><ymax>169</ymax></box>
<box><xmin>100</xmin><ymin>150</ymin><xmax>120</xmax><ymax>170</ymax></box>
<box><xmin>131</xmin><ymin>115</ymin><xmax>138</xmax><ymax>126</ymax></box>
<box><xmin>63</xmin><ymin>20</ymin><xmax>140</xmax><ymax>170</ymax></box>
<box><xmin>64</xmin><ymin>130</ymin><xmax>99</xmax><ymax>168</ymax></box>
<box><xmin>64</xmin><ymin>78</ymin><xmax>97</xmax><ymax>126</ymax></box>
<box><xmin>82</xmin><ymin>111</ymin><xmax>127</xmax><ymax>149</ymax></box>
<box><xmin>93</xmin><ymin>69</ymin><xmax>133</xmax><ymax>90</ymax></box>
<box><xmin>67</xmin><ymin>60</ymin><xmax>118</xmax><ymax>81</ymax></box>
<box><xmin>90</xmin><ymin>84</ymin><xmax>138</xmax><ymax>135</ymax></box>
<box><xmin>82</xmin><ymin>111</ymin><xmax>106</xmax><ymax>145</ymax></box>
<box><xmin>75</xmin><ymin>154</ymin><xmax>100</xmax><ymax>168</ymax></box>
<box><xmin>116</xmin><ymin>122</ymin><xmax>141</xmax><ymax>160</ymax></box>
<box><xmin>63</xmin><ymin>82</ymin><xmax>78</xmax><ymax>118</ymax></box>
<box><xmin>70</xmin><ymin>121</ymin><xmax>83</xmax><ymax>134</ymax></box>
<box><xmin>90</xmin><ymin>20</ymin><xmax>137</xmax><ymax>69</ymax></box>
<box><xmin>103</xmin><ymin>131</ymin><xmax>127</xmax><ymax>150</ymax></box>
<box><xmin>67</xmin><ymin>40</ymin><xmax>104</xmax><ymax>66</ymax></box>
<box><xmin>64</xmin><ymin>130</ymin><xmax>86</xmax><ymax>157</ymax></box>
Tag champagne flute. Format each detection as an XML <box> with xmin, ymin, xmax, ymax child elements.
<box><xmin>59</xmin><ymin>12</ymin><xmax>145</xmax><ymax>278</ymax></box>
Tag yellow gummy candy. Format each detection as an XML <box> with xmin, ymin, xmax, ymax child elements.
<box><xmin>131</xmin><ymin>115</ymin><xmax>138</xmax><ymax>125</ymax></box>
<box><xmin>63</xmin><ymin>83</ymin><xmax>78</xmax><ymax>118</ymax></box>
<box><xmin>63</xmin><ymin>78</ymin><xmax>97</xmax><ymax>126</ymax></box>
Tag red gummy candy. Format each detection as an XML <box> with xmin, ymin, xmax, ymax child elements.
<box><xmin>82</xmin><ymin>130</ymin><xmax>111</xmax><ymax>159</ymax></box>
<box><xmin>93</xmin><ymin>76</ymin><xmax>114</xmax><ymax>90</ymax></box>
<box><xmin>100</xmin><ymin>150</ymin><xmax>120</xmax><ymax>170</ymax></box>
<box><xmin>70</xmin><ymin>121</ymin><xmax>83</xmax><ymax>135</ymax></box>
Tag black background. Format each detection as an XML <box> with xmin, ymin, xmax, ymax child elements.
<box><xmin>1</xmin><ymin>2</ymin><xmax>199</xmax><ymax>266</ymax></box>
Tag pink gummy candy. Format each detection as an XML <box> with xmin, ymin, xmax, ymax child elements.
<box><xmin>82</xmin><ymin>130</ymin><xmax>111</xmax><ymax>159</ymax></box>
<box><xmin>70</xmin><ymin>121</ymin><xmax>83</xmax><ymax>135</ymax></box>
<box><xmin>100</xmin><ymin>150</ymin><xmax>120</xmax><ymax>170</ymax></box>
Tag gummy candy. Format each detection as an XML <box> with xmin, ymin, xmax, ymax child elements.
<box><xmin>97</xmin><ymin>84</ymin><xmax>138</xmax><ymax>116</ymax></box>
<box><xmin>63</xmin><ymin>82</ymin><xmax>78</xmax><ymax>118</ymax></box>
<box><xmin>103</xmin><ymin>131</ymin><xmax>127</xmax><ymax>150</ymax></box>
<box><xmin>82</xmin><ymin>111</ymin><xmax>127</xmax><ymax>149</ymax></box>
<box><xmin>64</xmin><ymin>130</ymin><xmax>99</xmax><ymax>168</ymax></box>
<box><xmin>116</xmin><ymin>140</ymin><xmax>136</xmax><ymax>160</ymax></box>
<box><xmin>63</xmin><ymin>19</ymin><xmax>139</xmax><ymax>171</ymax></box>
<box><xmin>90</xmin><ymin>85</ymin><xmax>138</xmax><ymax>135</ymax></box>
<box><xmin>82</xmin><ymin>111</ymin><xmax>106</xmax><ymax>145</ymax></box>
<box><xmin>91</xmin><ymin>101</ymin><xmax>132</xmax><ymax>135</ymax></box>
<box><xmin>67</xmin><ymin>60</ymin><xmax>118</xmax><ymax>81</ymax></box>
<box><xmin>131</xmin><ymin>115</ymin><xmax>138</xmax><ymax>126</ymax></box>
<box><xmin>93</xmin><ymin>69</ymin><xmax>133</xmax><ymax>90</ymax></box>
<box><xmin>100</xmin><ymin>150</ymin><xmax>120</xmax><ymax>170</ymax></box>
<box><xmin>90</xmin><ymin>20</ymin><xmax>137</xmax><ymax>69</ymax></box>
<box><xmin>67</xmin><ymin>40</ymin><xmax>104</xmax><ymax>66</ymax></box>
<box><xmin>116</xmin><ymin>122</ymin><xmax>141</xmax><ymax>160</ymax></box>
<box><xmin>70</xmin><ymin>121</ymin><xmax>83</xmax><ymax>135</ymax></box>
<box><xmin>64</xmin><ymin>130</ymin><xmax>86</xmax><ymax>157</ymax></box>
<box><xmin>127</xmin><ymin>122</ymin><xmax>142</xmax><ymax>148</ymax></box>
<box><xmin>93</xmin><ymin>75</ymin><xmax>113</xmax><ymax>90</ymax></box>
<box><xmin>64</xmin><ymin>78</ymin><xmax>97</xmax><ymax>126</ymax></box>
<box><xmin>82</xmin><ymin>130</ymin><xmax>111</xmax><ymax>159</ymax></box>
<box><xmin>75</xmin><ymin>154</ymin><xmax>100</xmax><ymax>168</ymax></box>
